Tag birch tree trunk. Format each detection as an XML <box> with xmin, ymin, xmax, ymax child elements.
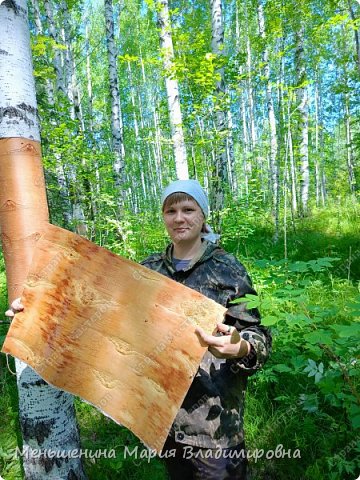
<box><xmin>156</xmin><ymin>0</ymin><xmax>189</xmax><ymax>180</ymax></box>
<box><xmin>0</xmin><ymin>1</ymin><xmax>86</xmax><ymax>478</ymax></box>
<box><xmin>59</xmin><ymin>1</ymin><xmax>88</xmax><ymax>236</ymax></box>
<box><xmin>295</xmin><ymin>23</ymin><xmax>309</xmax><ymax>215</ymax></box>
<box><xmin>243</xmin><ymin>4</ymin><xmax>257</xmax><ymax>153</ymax></box>
<box><xmin>210</xmin><ymin>0</ymin><xmax>229</xmax><ymax>212</ymax></box>
<box><xmin>104</xmin><ymin>0</ymin><xmax>126</xmax><ymax>198</ymax></box>
<box><xmin>314</xmin><ymin>73</ymin><xmax>327</xmax><ymax>206</ymax></box>
<box><xmin>60</xmin><ymin>1</ymin><xmax>84</xmax><ymax>130</ymax></box>
<box><xmin>43</xmin><ymin>0</ymin><xmax>74</xmax><ymax>228</ymax></box>
<box><xmin>43</xmin><ymin>0</ymin><xmax>66</xmax><ymax>98</ymax></box>
<box><xmin>43</xmin><ymin>0</ymin><xmax>88</xmax><ymax>235</ymax></box>
<box><xmin>345</xmin><ymin>94</ymin><xmax>357</xmax><ymax>192</ymax></box>
<box><xmin>30</xmin><ymin>0</ymin><xmax>55</xmax><ymax>105</ymax></box>
<box><xmin>257</xmin><ymin>1</ymin><xmax>279</xmax><ymax>239</ymax></box>
<box><xmin>348</xmin><ymin>0</ymin><xmax>360</xmax><ymax>74</ymax></box>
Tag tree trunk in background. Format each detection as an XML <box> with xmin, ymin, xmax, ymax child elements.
<box><xmin>104</xmin><ymin>0</ymin><xmax>126</xmax><ymax>199</ymax></box>
<box><xmin>287</xmin><ymin>100</ymin><xmax>298</xmax><ymax>214</ymax></box>
<box><xmin>60</xmin><ymin>0</ymin><xmax>84</xmax><ymax>130</ymax></box>
<box><xmin>345</xmin><ymin>94</ymin><xmax>357</xmax><ymax>193</ymax></box>
<box><xmin>244</xmin><ymin>5</ymin><xmax>257</xmax><ymax>154</ymax></box>
<box><xmin>156</xmin><ymin>0</ymin><xmax>189</xmax><ymax>180</ymax></box>
<box><xmin>295</xmin><ymin>23</ymin><xmax>309</xmax><ymax>215</ymax></box>
<box><xmin>30</xmin><ymin>0</ymin><xmax>55</xmax><ymax>105</ymax></box>
<box><xmin>257</xmin><ymin>1</ymin><xmax>279</xmax><ymax>239</ymax></box>
<box><xmin>43</xmin><ymin>0</ymin><xmax>74</xmax><ymax>227</ymax></box>
<box><xmin>210</xmin><ymin>0</ymin><xmax>230</xmax><ymax>211</ymax></box>
<box><xmin>43</xmin><ymin>0</ymin><xmax>88</xmax><ymax>235</ymax></box>
<box><xmin>60</xmin><ymin>0</ymin><xmax>88</xmax><ymax>236</ymax></box>
<box><xmin>314</xmin><ymin>73</ymin><xmax>326</xmax><ymax>206</ymax></box>
<box><xmin>348</xmin><ymin>0</ymin><xmax>360</xmax><ymax>74</ymax></box>
<box><xmin>0</xmin><ymin>1</ymin><xmax>86</xmax><ymax>478</ymax></box>
<box><xmin>235</xmin><ymin>8</ymin><xmax>250</xmax><ymax>199</ymax></box>
<box><xmin>227</xmin><ymin>108</ymin><xmax>236</xmax><ymax>192</ymax></box>
<box><xmin>43</xmin><ymin>0</ymin><xmax>66</xmax><ymax>98</ymax></box>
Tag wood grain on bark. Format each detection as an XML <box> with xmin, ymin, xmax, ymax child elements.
<box><xmin>2</xmin><ymin>223</ymin><xmax>226</xmax><ymax>452</ymax></box>
<box><xmin>0</xmin><ymin>138</ymin><xmax>49</xmax><ymax>301</ymax></box>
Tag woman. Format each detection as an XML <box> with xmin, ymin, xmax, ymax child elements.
<box><xmin>6</xmin><ymin>179</ymin><xmax>271</xmax><ymax>479</ymax></box>
<box><xmin>140</xmin><ymin>179</ymin><xmax>272</xmax><ymax>479</ymax></box>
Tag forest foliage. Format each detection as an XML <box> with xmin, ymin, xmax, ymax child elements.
<box><xmin>1</xmin><ymin>0</ymin><xmax>360</xmax><ymax>478</ymax></box>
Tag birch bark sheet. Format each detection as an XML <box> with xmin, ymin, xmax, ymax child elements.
<box><xmin>2</xmin><ymin>223</ymin><xmax>226</xmax><ymax>451</ymax></box>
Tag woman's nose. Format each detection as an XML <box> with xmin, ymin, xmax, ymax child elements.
<box><xmin>174</xmin><ymin>211</ymin><xmax>184</xmax><ymax>222</ymax></box>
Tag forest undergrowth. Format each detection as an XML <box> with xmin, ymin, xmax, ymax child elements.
<box><xmin>0</xmin><ymin>199</ymin><xmax>359</xmax><ymax>480</ymax></box>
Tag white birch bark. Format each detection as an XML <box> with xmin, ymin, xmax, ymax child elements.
<box><xmin>84</xmin><ymin>19</ymin><xmax>101</xmax><ymax>208</ymax></box>
<box><xmin>156</xmin><ymin>0</ymin><xmax>189</xmax><ymax>180</ymax></box>
<box><xmin>0</xmin><ymin>2</ymin><xmax>86</xmax><ymax>478</ymax></box>
<box><xmin>245</xmin><ymin>29</ymin><xmax>257</xmax><ymax>150</ymax></box>
<box><xmin>55</xmin><ymin>1</ymin><xmax>88</xmax><ymax>235</ymax></box>
<box><xmin>59</xmin><ymin>1</ymin><xmax>83</xmax><ymax>129</ymax></box>
<box><xmin>345</xmin><ymin>94</ymin><xmax>356</xmax><ymax>192</ymax></box>
<box><xmin>287</xmin><ymin>123</ymin><xmax>297</xmax><ymax>220</ymax></box>
<box><xmin>240</xmin><ymin>92</ymin><xmax>251</xmax><ymax>198</ymax></box>
<box><xmin>295</xmin><ymin>24</ymin><xmax>309</xmax><ymax>215</ymax></box>
<box><xmin>0</xmin><ymin>3</ymin><xmax>39</xmax><ymax>141</ymax></box>
<box><xmin>43</xmin><ymin>0</ymin><xmax>66</xmax><ymax>98</ymax></box>
<box><xmin>235</xmin><ymin>3</ymin><xmax>251</xmax><ymax>199</ymax></box>
<box><xmin>153</xmin><ymin>102</ymin><xmax>164</xmax><ymax>187</ymax></box>
<box><xmin>314</xmin><ymin>80</ymin><xmax>319</xmax><ymax>206</ymax></box>
<box><xmin>127</xmin><ymin>61</ymin><xmax>139</xmax><ymax>139</ymax></box>
<box><xmin>104</xmin><ymin>0</ymin><xmax>126</xmax><ymax>195</ymax></box>
<box><xmin>257</xmin><ymin>1</ymin><xmax>279</xmax><ymax>238</ymax></box>
<box><xmin>37</xmin><ymin>0</ymin><xmax>74</xmax><ymax>227</ymax></box>
<box><xmin>210</xmin><ymin>0</ymin><xmax>229</xmax><ymax>211</ymax></box>
<box><xmin>30</xmin><ymin>0</ymin><xmax>55</xmax><ymax>106</ymax></box>
<box><xmin>85</xmin><ymin>22</ymin><xmax>94</xmax><ymax>132</ymax></box>
<box><xmin>348</xmin><ymin>0</ymin><xmax>360</xmax><ymax>74</ymax></box>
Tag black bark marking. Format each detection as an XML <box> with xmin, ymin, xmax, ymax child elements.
<box><xmin>21</xmin><ymin>417</ymin><xmax>56</xmax><ymax>446</ymax></box>
<box><xmin>22</xmin><ymin>378</ymin><xmax>48</xmax><ymax>388</ymax></box>
<box><xmin>18</xmin><ymin>102</ymin><xmax>37</xmax><ymax>116</ymax></box>
<box><xmin>67</xmin><ymin>470</ymin><xmax>81</xmax><ymax>480</ymax></box>
<box><xmin>0</xmin><ymin>49</ymin><xmax>10</xmax><ymax>56</ymax></box>
<box><xmin>0</xmin><ymin>106</ymin><xmax>36</xmax><ymax>128</ymax></box>
<box><xmin>2</xmin><ymin>0</ymin><xmax>27</xmax><ymax>17</ymax></box>
<box><xmin>28</xmin><ymin>378</ymin><xmax>47</xmax><ymax>387</ymax></box>
<box><xmin>2</xmin><ymin>0</ymin><xmax>19</xmax><ymax>14</ymax></box>
<box><xmin>39</xmin><ymin>455</ymin><xmax>57</xmax><ymax>473</ymax></box>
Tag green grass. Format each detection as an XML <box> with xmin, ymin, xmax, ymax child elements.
<box><xmin>1</xmin><ymin>200</ymin><xmax>359</xmax><ymax>479</ymax></box>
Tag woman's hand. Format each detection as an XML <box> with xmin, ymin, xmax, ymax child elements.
<box><xmin>5</xmin><ymin>298</ymin><xmax>24</xmax><ymax>319</ymax></box>
<box><xmin>195</xmin><ymin>323</ymin><xmax>251</xmax><ymax>359</ymax></box>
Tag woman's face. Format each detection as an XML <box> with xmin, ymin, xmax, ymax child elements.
<box><xmin>162</xmin><ymin>198</ymin><xmax>205</xmax><ymax>244</ymax></box>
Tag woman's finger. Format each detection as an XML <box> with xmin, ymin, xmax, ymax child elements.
<box><xmin>11</xmin><ymin>298</ymin><xmax>24</xmax><ymax>311</ymax></box>
<box><xmin>216</xmin><ymin>323</ymin><xmax>233</xmax><ymax>335</ymax></box>
<box><xmin>195</xmin><ymin>327</ymin><xmax>227</xmax><ymax>347</ymax></box>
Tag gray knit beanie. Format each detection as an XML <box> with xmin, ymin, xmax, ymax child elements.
<box><xmin>161</xmin><ymin>179</ymin><xmax>209</xmax><ymax>217</ymax></box>
<box><xmin>161</xmin><ymin>180</ymin><xmax>219</xmax><ymax>244</ymax></box>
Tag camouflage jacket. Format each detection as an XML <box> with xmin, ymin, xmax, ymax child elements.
<box><xmin>141</xmin><ymin>241</ymin><xmax>272</xmax><ymax>449</ymax></box>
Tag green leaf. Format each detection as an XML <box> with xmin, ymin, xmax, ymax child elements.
<box><xmin>288</xmin><ymin>261</ymin><xmax>309</xmax><ymax>272</ymax></box>
<box><xmin>299</xmin><ymin>393</ymin><xmax>319</xmax><ymax>413</ymax></box>
<box><xmin>303</xmin><ymin>331</ymin><xmax>333</xmax><ymax>345</ymax></box>
<box><xmin>230</xmin><ymin>294</ymin><xmax>260</xmax><ymax>309</ymax></box>
<box><xmin>261</xmin><ymin>315</ymin><xmax>278</xmax><ymax>326</ymax></box>
<box><xmin>331</xmin><ymin>324</ymin><xmax>360</xmax><ymax>338</ymax></box>
<box><xmin>272</xmin><ymin>364</ymin><xmax>293</xmax><ymax>373</ymax></box>
<box><xmin>350</xmin><ymin>415</ymin><xmax>360</xmax><ymax>429</ymax></box>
